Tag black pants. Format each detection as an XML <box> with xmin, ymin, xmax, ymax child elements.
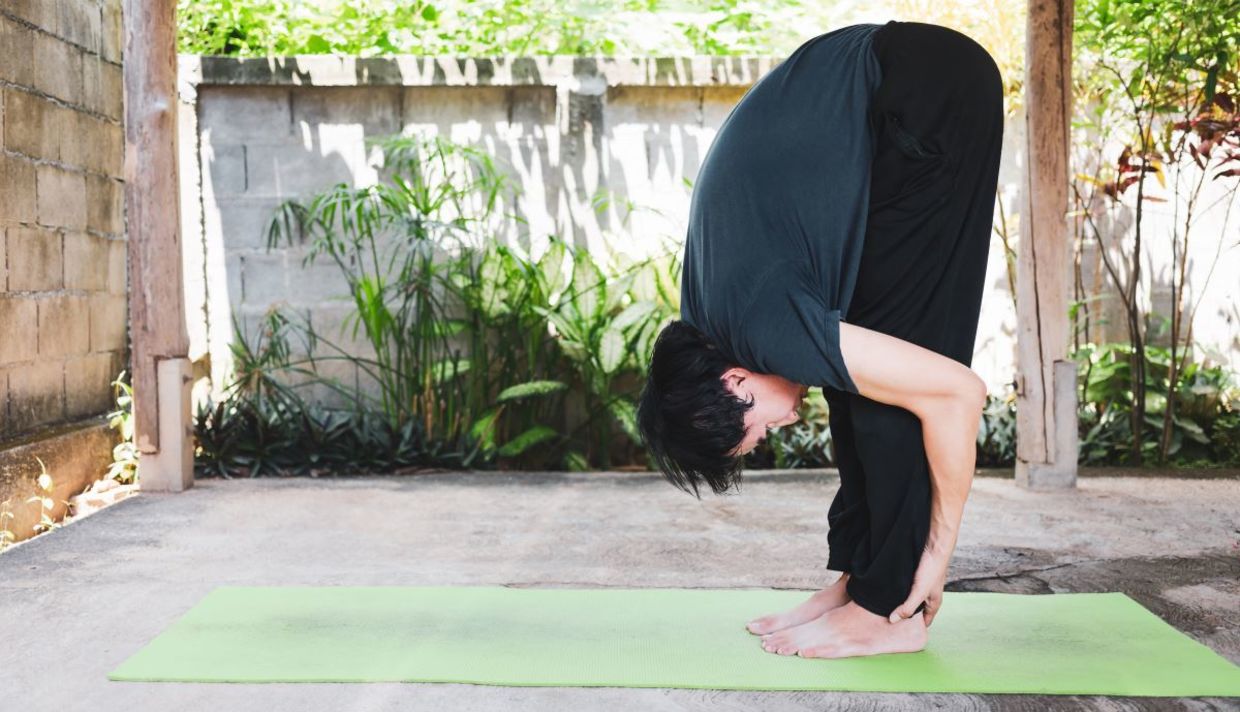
<box><xmin>824</xmin><ymin>21</ymin><xmax>1004</xmax><ymax>616</ymax></box>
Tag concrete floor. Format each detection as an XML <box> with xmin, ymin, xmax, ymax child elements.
<box><xmin>2</xmin><ymin>470</ymin><xmax>1238</xmax><ymax>711</ymax></box>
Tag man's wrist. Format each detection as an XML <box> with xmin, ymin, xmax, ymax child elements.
<box><xmin>927</xmin><ymin>519</ymin><xmax>959</xmax><ymax>552</ymax></box>
<box><xmin>930</xmin><ymin>506</ymin><xmax>962</xmax><ymax>531</ymax></box>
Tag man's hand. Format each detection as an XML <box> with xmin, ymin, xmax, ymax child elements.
<box><xmin>888</xmin><ymin>532</ymin><xmax>956</xmax><ymax>627</ymax></box>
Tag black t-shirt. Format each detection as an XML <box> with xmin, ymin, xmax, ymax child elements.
<box><xmin>679</xmin><ymin>23</ymin><xmax>883</xmax><ymax>395</ymax></box>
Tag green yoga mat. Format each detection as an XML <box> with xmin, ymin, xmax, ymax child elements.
<box><xmin>109</xmin><ymin>586</ymin><xmax>1240</xmax><ymax>696</ymax></box>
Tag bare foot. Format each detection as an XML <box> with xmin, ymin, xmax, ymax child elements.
<box><xmin>745</xmin><ymin>573</ymin><xmax>852</xmax><ymax>636</ymax></box>
<box><xmin>760</xmin><ymin>600</ymin><xmax>928</xmax><ymax>658</ymax></box>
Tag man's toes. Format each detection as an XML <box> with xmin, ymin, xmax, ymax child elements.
<box><xmin>746</xmin><ymin>617</ymin><xmax>773</xmax><ymax>634</ymax></box>
<box><xmin>797</xmin><ymin>646</ymin><xmax>830</xmax><ymax>658</ymax></box>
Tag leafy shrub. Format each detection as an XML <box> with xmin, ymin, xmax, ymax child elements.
<box><xmin>177</xmin><ymin>0</ymin><xmax>834</xmax><ymax>57</ymax></box>
<box><xmin>195</xmin><ymin>132</ymin><xmax>680</xmax><ymax>476</ymax></box>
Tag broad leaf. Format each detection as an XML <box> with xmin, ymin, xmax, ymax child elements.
<box><xmin>496</xmin><ymin>380</ymin><xmax>569</xmax><ymax>403</ymax></box>
<box><xmin>607</xmin><ymin>397</ymin><xmax>640</xmax><ymax>444</ymax></box>
<box><xmin>598</xmin><ymin>327</ymin><xmax>627</xmax><ymax>374</ymax></box>
<box><xmin>497</xmin><ymin>426</ymin><xmax>559</xmax><ymax>457</ymax></box>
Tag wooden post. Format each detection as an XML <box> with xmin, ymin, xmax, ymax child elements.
<box><xmin>124</xmin><ymin>0</ymin><xmax>194</xmax><ymax>492</ymax></box>
<box><xmin>1015</xmin><ymin>0</ymin><xmax>1078</xmax><ymax>489</ymax></box>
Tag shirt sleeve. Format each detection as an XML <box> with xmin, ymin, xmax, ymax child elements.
<box><xmin>729</xmin><ymin>262</ymin><xmax>860</xmax><ymax>395</ymax></box>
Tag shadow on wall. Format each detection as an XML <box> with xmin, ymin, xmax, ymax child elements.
<box><xmin>196</xmin><ymin>57</ymin><xmax>733</xmax><ymax>408</ymax></box>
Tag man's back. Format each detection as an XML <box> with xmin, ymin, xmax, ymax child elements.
<box><xmin>679</xmin><ymin>23</ymin><xmax>884</xmax><ymax>395</ymax></box>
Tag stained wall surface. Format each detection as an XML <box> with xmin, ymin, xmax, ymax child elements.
<box><xmin>0</xmin><ymin>0</ymin><xmax>127</xmax><ymax>545</ymax></box>
<box><xmin>0</xmin><ymin>1</ymin><xmax>127</xmax><ymax>440</ymax></box>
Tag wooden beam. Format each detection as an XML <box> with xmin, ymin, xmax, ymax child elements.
<box><xmin>124</xmin><ymin>0</ymin><xmax>194</xmax><ymax>490</ymax></box>
<box><xmin>1015</xmin><ymin>0</ymin><xmax>1079</xmax><ymax>488</ymax></box>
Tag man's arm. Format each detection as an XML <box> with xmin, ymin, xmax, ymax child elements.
<box><xmin>837</xmin><ymin>321</ymin><xmax>986</xmax><ymax>625</ymax></box>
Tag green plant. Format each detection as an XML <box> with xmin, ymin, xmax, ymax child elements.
<box><xmin>27</xmin><ymin>458</ymin><xmax>61</xmax><ymax>535</ymax></box>
<box><xmin>176</xmin><ymin>0</ymin><xmax>836</xmax><ymax>58</ymax></box>
<box><xmin>1072</xmin><ymin>0</ymin><xmax>1240</xmax><ymax>464</ymax></box>
<box><xmin>1074</xmin><ymin>341</ymin><xmax>1239</xmax><ymax>465</ymax></box>
<box><xmin>255</xmin><ymin>132</ymin><xmax>679</xmax><ymax>473</ymax></box>
<box><xmin>105</xmin><ymin>370</ymin><xmax>140</xmax><ymax>485</ymax></box>
<box><xmin>977</xmin><ymin>388</ymin><xmax>1018</xmax><ymax>467</ymax></box>
<box><xmin>1210</xmin><ymin>408</ymin><xmax>1240</xmax><ymax>464</ymax></box>
<box><xmin>1</xmin><ymin>457</ymin><xmax>66</xmax><ymax>550</ymax></box>
<box><xmin>264</xmin><ymin>133</ymin><xmax>541</xmax><ymax>462</ymax></box>
<box><xmin>0</xmin><ymin>498</ymin><xmax>15</xmax><ymax>552</ymax></box>
<box><xmin>754</xmin><ymin>387</ymin><xmax>835</xmax><ymax>469</ymax></box>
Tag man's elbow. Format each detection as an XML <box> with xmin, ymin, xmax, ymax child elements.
<box><xmin>959</xmin><ymin>371</ymin><xmax>987</xmax><ymax>411</ymax></box>
<box><xmin>914</xmin><ymin>368</ymin><xmax>986</xmax><ymax>422</ymax></box>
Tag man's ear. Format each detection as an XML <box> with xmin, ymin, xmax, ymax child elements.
<box><xmin>720</xmin><ymin>367</ymin><xmax>751</xmax><ymax>396</ymax></box>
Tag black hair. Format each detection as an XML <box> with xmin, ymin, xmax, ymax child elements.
<box><xmin>636</xmin><ymin>319</ymin><xmax>754</xmax><ymax>499</ymax></box>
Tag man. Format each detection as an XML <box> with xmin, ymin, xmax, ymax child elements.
<box><xmin>636</xmin><ymin>21</ymin><xmax>1004</xmax><ymax>658</ymax></box>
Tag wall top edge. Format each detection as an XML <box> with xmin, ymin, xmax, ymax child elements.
<box><xmin>178</xmin><ymin>54</ymin><xmax>779</xmax><ymax>89</ymax></box>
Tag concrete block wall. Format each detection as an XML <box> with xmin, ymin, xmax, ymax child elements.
<box><xmin>178</xmin><ymin>56</ymin><xmax>789</xmax><ymax>408</ymax></box>
<box><xmin>1</xmin><ymin>1</ymin><xmax>127</xmax><ymax>441</ymax></box>
<box><xmin>178</xmin><ymin>55</ymin><xmax>1240</xmax><ymax>409</ymax></box>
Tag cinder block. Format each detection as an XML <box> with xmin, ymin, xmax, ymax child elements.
<box><xmin>80</xmin><ymin>59</ymin><xmax>123</xmax><ymax>121</ymax></box>
<box><xmin>507</xmin><ymin>87</ymin><xmax>556</xmax><ymax>129</ymax></box>
<box><xmin>0</xmin><ymin>366</ymin><xmax>8</xmax><ymax>426</ymax></box>
<box><xmin>75</xmin><ymin>114</ymin><xmax>114</xmax><ymax>175</ymax></box>
<box><xmin>224</xmin><ymin>251</ymin><xmax>244</xmax><ymax>306</ymax></box>
<box><xmin>2</xmin><ymin>89</ymin><xmax>73</xmax><ymax>162</ymax></box>
<box><xmin>307</xmin><ymin>303</ymin><xmax>376</xmax><ymax>360</ymax></box>
<box><xmin>32</xmin><ymin>32</ymin><xmax>84</xmax><ymax>105</ymax></box>
<box><xmin>199</xmin><ymin>87</ymin><xmax>293</xmax><ymax>143</ymax></box>
<box><xmin>54</xmin><ymin>107</ymin><xmax>83</xmax><ymax>167</ymax></box>
<box><xmin>55</xmin><ymin>0</ymin><xmax>101</xmax><ymax>52</ymax></box>
<box><xmin>2</xmin><ymin>89</ymin><xmax>40</xmax><ymax>157</ymax></box>
<box><xmin>99</xmin><ymin>61</ymin><xmax>123</xmax><ymax>120</ymax></box>
<box><xmin>234</xmin><ymin>304</ymin><xmax>307</xmax><ymax>358</ymax></box>
<box><xmin>244</xmin><ymin>142</ymin><xmax>358</xmax><ymax>197</ymax></box>
<box><xmin>99</xmin><ymin>120</ymin><xmax>124</xmax><ymax>177</ymax></box>
<box><xmin>292</xmin><ymin>87</ymin><xmax>402</xmax><ymax>137</ymax></box>
<box><xmin>36</xmin><ymin>165</ymin><xmax>87</xmax><ymax>230</ymax></box>
<box><xmin>4</xmin><ymin>0</ymin><xmax>58</xmax><ymax>31</ymax></box>
<box><xmin>64</xmin><ymin>352</ymin><xmax>116</xmax><ymax>417</ymax></box>
<box><xmin>239</xmin><ymin>251</ymin><xmax>288</xmax><ymax>307</ymax></box>
<box><xmin>206</xmin><ymin>197</ymin><xmax>287</xmax><ymax>250</ymax></box>
<box><xmin>100</xmin><ymin>1</ymin><xmax>122</xmax><ymax>64</ymax></box>
<box><xmin>203</xmin><ymin>143</ymin><xmax>248</xmax><ymax>196</ymax></box>
<box><xmin>88</xmin><ymin>293</ymin><xmax>126</xmax><ymax>352</ymax></box>
<box><xmin>7</xmin><ymin>227</ymin><xmax>63</xmax><ymax>291</ymax></box>
<box><xmin>86</xmin><ymin>174</ymin><xmax>124</xmax><ymax>235</ymax></box>
<box><xmin>402</xmin><ymin>86</ymin><xmax>511</xmax><ymax>134</ymax></box>
<box><xmin>286</xmin><ymin>251</ymin><xmax>353</xmax><ymax>305</ymax></box>
<box><xmin>0</xmin><ymin>295</ymin><xmax>39</xmax><ymax>364</ymax></box>
<box><xmin>8</xmin><ymin>357</ymin><xmax>65</xmax><ymax>430</ymax></box>
<box><xmin>0</xmin><ymin>16</ymin><xmax>35</xmax><ymax>88</ymax></box>
<box><xmin>106</xmin><ymin>237</ymin><xmax>126</xmax><ymax>294</ymax></box>
<box><xmin>306</xmin><ymin>127</ymin><xmax>381</xmax><ymax>185</ymax></box>
<box><xmin>38</xmin><ymin>294</ymin><xmax>91</xmax><ymax>357</ymax></box>
<box><xmin>0</xmin><ymin>153</ymin><xmax>38</xmax><ymax>224</ymax></box>
<box><xmin>63</xmin><ymin>232</ymin><xmax>109</xmax><ymax>291</ymax></box>
<box><xmin>81</xmin><ymin>54</ymin><xmax>106</xmax><ymax>116</ymax></box>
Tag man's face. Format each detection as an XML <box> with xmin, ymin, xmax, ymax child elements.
<box><xmin>722</xmin><ymin>368</ymin><xmax>809</xmax><ymax>456</ymax></box>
